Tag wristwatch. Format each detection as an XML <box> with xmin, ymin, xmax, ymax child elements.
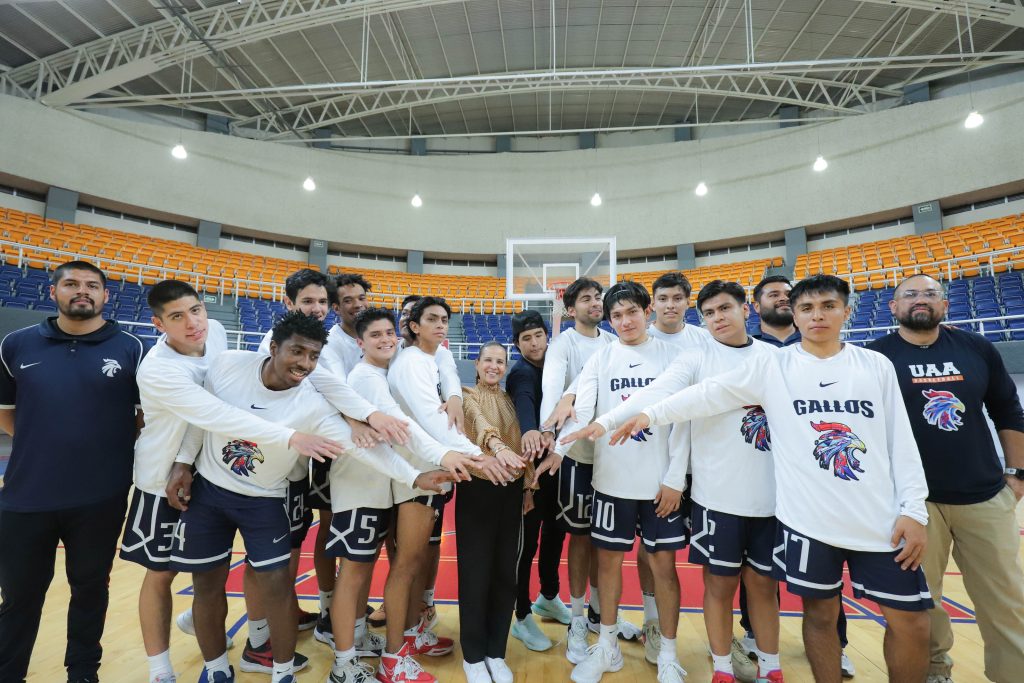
<box><xmin>1004</xmin><ymin>467</ymin><xmax>1024</xmax><ymax>480</ymax></box>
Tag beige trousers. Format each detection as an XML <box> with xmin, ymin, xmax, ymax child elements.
<box><xmin>922</xmin><ymin>485</ymin><xmax>1024</xmax><ymax>683</ymax></box>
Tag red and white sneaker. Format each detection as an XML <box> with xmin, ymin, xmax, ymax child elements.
<box><xmin>403</xmin><ymin>620</ymin><xmax>454</xmax><ymax>657</ymax></box>
<box><xmin>377</xmin><ymin>643</ymin><xmax>436</xmax><ymax>683</ymax></box>
<box><xmin>756</xmin><ymin>669</ymin><xmax>785</xmax><ymax>683</ymax></box>
<box><xmin>712</xmin><ymin>673</ymin><xmax>737</xmax><ymax>683</ymax></box>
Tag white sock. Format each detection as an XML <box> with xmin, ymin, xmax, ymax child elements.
<box><xmin>712</xmin><ymin>653</ymin><xmax>733</xmax><ymax>674</ymax></box>
<box><xmin>641</xmin><ymin>591</ymin><xmax>658</xmax><ymax>624</ymax></box>
<box><xmin>589</xmin><ymin>586</ymin><xmax>601</xmax><ymax>615</ymax></box>
<box><xmin>658</xmin><ymin>636</ymin><xmax>677</xmax><ymax>663</ymax></box>
<box><xmin>403</xmin><ymin>624</ymin><xmax>420</xmax><ymax>637</ymax></box>
<box><xmin>333</xmin><ymin>646</ymin><xmax>356</xmax><ymax>672</ymax></box>
<box><xmin>599</xmin><ymin>623</ymin><xmax>617</xmax><ymax>649</ymax></box>
<box><xmin>319</xmin><ymin>590</ymin><xmax>333</xmax><ymax>616</ymax></box>
<box><xmin>204</xmin><ymin>653</ymin><xmax>231</xmax><ymax>677</ymax></box>
<box><xmin>422</xmin><ymin>588</ymin><xmax>435</xmax><ymax>607</ymax></box>
<box><xmin>354</xmin><ymin>616</ymin><xmax>367</xmax><ymax>641</ymax></box>
<box><xmin>271</xmin><ymin>658</ymin><xmax>294</xmax><ymax>682</ymax></box>
<box><xmin>248</xmin><ymin>618</ymin><xmax>270</xmax><ymax>648</ymax></box>
<box><xmin>570</xmin><ymin>595</ymin><xmax>585</xmax><ymax>618</ymax></box>
<box><xmin>147</xmin><ymin>650</ymin><xmax>173</xmax><ymax>681</ymax></box>
<box><xmin>757</xmin><ymin>650</ymin><xmax>781</xmax><ymax>674</ymax></box>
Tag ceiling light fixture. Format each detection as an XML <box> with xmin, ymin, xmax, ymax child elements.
<box><xmin>964</xmin><ymin>111</ymin><xmax>984</xmax><ymax>129</ymax></box>
<box><xmin>590</xmin><ymin>192</ymin><xmax>602</xmax><ymax>207</ymax></box>
<box><xmin>411</xmin><ymin>194</ymin><xmax>423</xmax><ymax>208</ymax></box>
<box><xmin>813</xmin><ymin>155</ymin><xmax>828</xmax><ymax>172</ymax></box>
<box><xmin>171</xmin><ymin>144</ymin><xmax>187</xmax><ymax>160</ymax></box>
<box><xmin>303</xmin><ymin>176</ymin><xmax>316</xmax><ymax>191</ymax></box>
<box><xmin>695</xmin><ymin>181</ymin><xmax>708</xmax><ymax>197</ymax></box>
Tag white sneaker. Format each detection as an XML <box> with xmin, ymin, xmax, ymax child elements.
<box><xmin>566</xmin><ymin>616</ymin><xmax>590</xmax><ymax>664</ymax></box>
<box><xmin>463</xmin><ymin>660</ymin><xmax>492</xmax><ymax>683</ymax></box>
<box><xmin>570</xmin><ymin>642</ymin><xmax>623</xmax><ymax>683</ymax></box>
<box><xmin>642</xmin><ymin>620</ymin><xmax>662</xmax><ymax>665</ymax></box>
<box><xmin>738</xmin><ymin>632</ymin><xmax>757</xmax><ymax>657</ymax></box>
<box><xmin>732</xmin><ymin>638</ymin><xmax>758</xmax><ymax>683</ymax></box>
<box><xmin>328</xmin><ymin>658</ymin><xmax>377</xmax><ymax>683</ymax></box>
<box><xmin>841</xmin><ymin>650</ymin><xmax>857</xmax><ymax>678</ymax></box>
<box><xmin>511</xmin><ymin>614</ymin><xmax>552</xmax><ymax>652</ymax></box>
<box><xmin>925</xmin><ymin>675</ymin><xmax>952</xmax><ymax>683</ymax></box>
<box><xmin>355</xmin><ymin>629</ymin><xmax>386</xmax><ymax>657</ymax></box>
<box><xmin>174</xmin><ymin>608</ymin><xmax>234</xmax><ymax>650</ymax></box>
<box><xmin>531</xmin><ymin>595</ymin><xmax>572</xmax><ymax>625</ymax></box>
<box><xmin>152</xmin><ymin>674</ymin><xmax>177</xmax><ymax>683</ymax></box>
<box><xmin>657</xmin><ymin>660</ymin><xmax>687</xmax><ymax>683</ymax></box>
<box><xmin>484</xmin><ymin>657</ymin><xmax>513</xmax><ymax>683</ymax></box>
<box><xmin>616</xmin><ymin>617</ymin><xmax>643</xmax><ymax>641</ymax></box>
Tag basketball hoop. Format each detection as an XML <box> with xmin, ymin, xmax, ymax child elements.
<box><xmin>550</xmin><ymin>280</ymin><xmax>572</xmax><ymax>338</ymax></box>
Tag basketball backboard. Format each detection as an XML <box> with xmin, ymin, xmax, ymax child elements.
<box><xmin>505</xmin><ymin>237</ymin><xmax>617</xmax><ymax>302</ymax></box>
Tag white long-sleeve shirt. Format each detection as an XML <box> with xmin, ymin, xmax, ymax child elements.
<box><xmin>396</xmin><ymin>338</ymin><xmax>462</xmax><ymax>401</ymax></box>
<box><xmin>641</xmin><ymin>343</ymin><xmax>929</xmax><ymax>552</ymax></box>
<box><xmin>556</xmin><ymin>336</ymin><xmax>687</xmax><ymax>498</ymax></box>
<box><xmin>259</xmin><ymin>328</ymin><xmax>375</xmax><ymax>422</ymax></box>
<box><xmin>183</xmin><ymin>351</ymin><xmax>420</xmax><ymax>498</ymax></box>
<box><xmin>596</xmin><ymin>337</ymin><xmax>778</xmax><ymax>517</ymax></box>
<box><xmin>133</xmin><ymin>320</ymin><xmax>296</xmax><ymax>496</ymax></box>
<box><xmin>320</xmin><ymin>324</ymin><xmax>364</xmax><ymax>378</ymax></box>
<box><xmin>541</xmin><ymin>327</ymin><xmax>614</xmax><ymax>465</ymax></box>
<box><xmin>335</xmin><ymin>361</ymin><xmax>458</xmax><ymax>511</ymax></box>
<box><xmin>647</xmin><ymin>322</ymin><xmax>708</xmax><ymax>348</ymax></box>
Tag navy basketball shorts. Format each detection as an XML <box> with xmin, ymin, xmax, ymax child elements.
<box><xmin>307</xmin><ymin>458</ymin><xmax>331</xmax><ymax>510</ymax></box>
<box><xmin>688</xmin><ymin>502</ymin><xmax>775</xmax><ymax>577</ymax></box>
<box><xmin>325</xmin><ymin>507</ymin><xmax>393</xmax><ymax>562</ymax></box>
<box><xmin>286</xmin><ymin>475</ymin><xmax>313</xmax><ymax>550</ymax></box>
<box><xmin>120</xmin><ymin>489</ymin><xmax>181</xmax><ymax>571</ymax></box>
<box><xmin>589</xmin><ymin>490</ymin><xmax>689</xmax><ymax>553</ymax></box>
<box><xmin>410</xmin><ymin>489</ymin><xmax>450</xmax><ymax>546</ymax></box>
<box><xmin>772</xmin><ymin>521</ymin><xmax>934</xmax><ymax>611</ymax></box>
<box><xmin>556</xmin><ymin>456</ymin><xmax>594</xmax><ymax>536</ymax></box>
<box><xmin>169</xmin><ymin>476</ymin><xmax>293</xmax><ymax>574</ymax></box>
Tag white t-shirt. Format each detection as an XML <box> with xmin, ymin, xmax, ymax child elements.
<box><xmin>337</xmin><ymin>362</ymin><xmax>461</xmax><ymax>511</ymax></box>
<box><xmin>556</xmin><ymin>336</ymin><xmax>687</xmax><ymax>498</ymax></box>
<box><xmin>541</xmin><ymin>326</ymin><xmax>615</xmax><ymax>465</ymax></box>
<box><xmin>133</xmin><ymin>321</ymin><xmax>295</xmax><ymax>496</ymax></box>
<box><xmin>647</xmin><ymin>322</ymin><xmax>708</xmax><ymax>348</ymax></box>
<box><xmin>181</xmin><ymin>351</ymin><xmax>419</xmax><ymax>498</ymax></box>
<box><xmin>597</xmin><ymin>337</ymin><xmax>778</xmax><ymax>517</ymax></box>
<box><xmin>641</xmin><ymin>343</ymin><xmax>929</xmax><ymax>552</ymax></box>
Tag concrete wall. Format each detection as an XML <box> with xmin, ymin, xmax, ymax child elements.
<box><xmin>2</xmin><ymin>81</ymin><xmax>1020</xmax><ymax>257</ymax></box>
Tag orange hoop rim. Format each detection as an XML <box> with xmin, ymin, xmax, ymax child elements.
<box><xmin>550</xmin><ymin>280</ymin><xmax>573</xmax><ymax>301</ymax></box>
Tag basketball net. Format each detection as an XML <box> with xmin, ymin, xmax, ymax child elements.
<box><xmin>550</xmin><ymin>281</ymin><xmax>571</xmax><ymax>339</ymax></box>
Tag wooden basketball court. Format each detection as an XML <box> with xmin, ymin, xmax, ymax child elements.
<box><xmin>20</xmin><ymin>503</ymin><xmax>1021</xmax><ymax>682</ymax></box>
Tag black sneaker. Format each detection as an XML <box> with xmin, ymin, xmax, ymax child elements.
<box><xmin>586</xmin><ymin>604</ymin><xmax>601</xmax><ymax>634</ymax></box>
<box><xmin>314</xmin><ymin>610</ymin><xmax>335</xmax><ymax>648</ymax></box>
<box><xmin>68</xmin><ymin>676</ymin><xmax>99</xmax><ymax>683</ymax></box>
<box><xmin>238</xmin><ymin>638</ymin><xmax>310</xmax><ymax>674</ymax></box>
<box><xmin>298</xmin><ymin>609</ymin><xmax>318</xmax><ymax>631</ymax></box>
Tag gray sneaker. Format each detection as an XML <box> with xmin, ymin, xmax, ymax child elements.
<box><xmin>730</xmin><ymin>638</ymin><xmax>758</xmax><ymax>683</ymax></box>
<box><xmin>925</xmin><ymin>676</ymin><xmax>952</xmax><ymax>683</ymax></box>
<box><xmin>511</xmin><ymin>614</ymin><xmax>552</xmax><ymax>651</ymax></box>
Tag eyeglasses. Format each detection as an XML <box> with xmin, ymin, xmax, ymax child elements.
<box><xmin>898</xmin><ymin>289</ymin><xmax>944</xmax><ymax>300</ymax></box>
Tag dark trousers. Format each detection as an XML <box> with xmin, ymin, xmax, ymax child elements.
<box><xmin>515</xmin><ymin>470</ymin><xmax>565</xmax><ymax>619</ymax></box>
<box><xmin>456</xmin><ymin>477</ymin><xmax>523</xmax><ymax>664</ymax></box>
<box><xmin>738</xmin><ymin>582</ymin><xmax>848</xmax><ymax>648</ymax></box>
<box><xmin>0</xmin><ymin>493</ymin><xmax>128</xmax><ymax>682</ymax></box>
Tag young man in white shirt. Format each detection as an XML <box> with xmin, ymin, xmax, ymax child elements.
<box><xmin>326</xmin><ymin>307</ymin><xmax>481</xmax><ymax>683</ymax></box>
<box><xmin>541</xmin><ymin>282</ymin><xmax>688</xmax><ymax>683</ymax></box>
<box><xmin>569</xmin><ymin>280</ymin><xmax>781</xmax><ymax>683</ymax></box>
<box><xmin>121</xmin><ymin>280</ymin><xmax>344</xmax><ymax>683</ymax></box>
<box><xmin>597</xmin><ymin>274</ymin><xmax>933</xmax><ymax>683</ymax></box>
<box><xmin>647</xmin><ymin>271</ymin><xmax>709</xmax><ymax>346</ymax></box>
<box><xmin>166</xmin><ymin>312</ymin><xmax>447</xmax><ymax>683</ymax></box>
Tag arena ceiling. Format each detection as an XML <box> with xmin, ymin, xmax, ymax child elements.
<box><xmin>1</xmin><ymin>0</ymin><xmax>1023</xmax><ymax>141</ymax></box>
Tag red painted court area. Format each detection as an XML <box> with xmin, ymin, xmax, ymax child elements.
<box><xmin>209</xmin><ymin>515</ymin><xmax>976</xmax><ymax>625</ymax></box>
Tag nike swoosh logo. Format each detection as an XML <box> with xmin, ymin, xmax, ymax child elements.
<box><xmin>629</xmin><ymin>363</ymin><xmax>643</xmax><ymax>368</ymax></box>
<box><xmin>250</xmin><ymin>404</ymin><xmax>267</xmax><ymax>410</ymax></box>
<box><xmin>273</xmin><ymin>533</ymin><xmax>289</xmax><ymax>543</ymax></box>
<box><xmin>666</xmin><ymin>515</ymin><xmax>681</xmax><ymax>524</ymax></box>
<box><xmin>19</xmin><ymin>362</ymin><xmax>40</xmax><ymax>369</ymax></box>
<box><xmin>819</xmin><ymin>381</ymin><xmax>838</xmax><ymax>388</ymax></box>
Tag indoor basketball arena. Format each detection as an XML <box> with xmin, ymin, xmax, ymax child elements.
<box><xmin>0</xmin><ymin>1</ymin><xmax>1023</xmax><ymax>682</ymax></box>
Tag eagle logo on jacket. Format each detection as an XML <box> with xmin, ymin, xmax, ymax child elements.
<box><xmin>222</xmin><ymin>439</ymin><xmax>265</xmax><ymax>477</ymax></box>
<box><xmin>740</xmin><ymin>405</ymin><xmax>771</xmax><ymax>452</ymax></box>
<box><xmin>921</xmin><ymin>389</ymin><xmax>965</xmax><ymax>432</ymax></box>
<box><xmin>810</xmin><ymin>421</ymin><xmax>866</xmax><ymax>481</ymax></box>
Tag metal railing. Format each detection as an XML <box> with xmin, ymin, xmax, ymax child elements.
<box><xmin>839</xmin><ymin>313</ymin><xmax>1024</xmax><ymax>344</ymax></box>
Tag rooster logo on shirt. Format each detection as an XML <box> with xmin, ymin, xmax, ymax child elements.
<box><xmin>810</xmin><ymin>421</ymin><xmax>866</xmax><ymax>481</ymax></box>
<box><xmin>222</xmin><ymin>439</ymin><xmax>265</xmax><ymax>477</ymax></box>
<box><xmin>740</xmin><ymin>406</ymin><xmax>771</xmax><ymax>451</ymax></box>
<box><xmin>921</xmin><ymin>389</ymin><xmax>965</xmax><ymax>432</ymax></box>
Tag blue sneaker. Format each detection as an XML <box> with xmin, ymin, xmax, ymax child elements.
<box><xmin>206</xmin><ymin>666</ymin><xmax>234</xmax><ymax>683</ymax></box>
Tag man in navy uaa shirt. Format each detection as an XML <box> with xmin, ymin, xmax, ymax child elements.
<box><xmin>869</xmin><ymin>273</ymin><xmax>1024</xmax><ymax>683</ymax></box>
<box><xmin>0</xmin><ymin>261</ymin><xmax>144</xmax><ymax>683</ymax></box>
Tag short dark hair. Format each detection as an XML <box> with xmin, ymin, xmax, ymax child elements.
<box><xmin>401</xmin><ymin>294</ymin><xmax>422</xmax><ymax>309</ymax></box>
<box><xmin>148</xmin><ymin>279</ymin><xmax>200</xmax><ymax>315</ymax></box>
<box><xmin>563</xmin><ymin>277</ymin><xmax>603</xmax><ymax>310</ymax></box>
<box><xmin>355</xmin><ymin>307</ymin><xmax>396</xmax><ymax>338</ymax></box>
<box><xmin>511</xmin><ymin>310</ymin><xmax>548</xmax><ymax>348</ymax></box>
<box><xmin>696</xmin><ymin>280</ymin><xmax>747</xmax><ymax>313</ymax></box>
<box><xmin>602</xmin><ymin>281</ymin><xmax>650</xmax><ymax>320</ymax></box>
<box><xmin>270</xmin><ymin>310</ymin><xmax>330</xmax><ymax>347</ymax></box>
<box><xmin>475</xmin><ymin>340</ymin><xmax>508</xmax><ymax>361</ymax></box>
<box><xmin>52</xmin><ymin>260</ymin><xmax>106</xmax><ymax>287</ymax></box>
<box><xmin>407</xmin><ymin>296</ymin><xmax>451</xmax><ymax>341</ymax></box>
<box><xmin>753</xmin><ymin>275</ymin><xmax>792</xmax><ymax>304</ymax></box>
<box><xmin>789</xmin><ymin>274</ymin><xmax>850</xmax><ymax>306</ymax></box>
<box><xmin>336</xmin><ymin>273</ymin><xmax>372</xmax><ymax>293</ymax></box>
<box><xmin>652</xmin><ymin>272</ymin><xmax>692</xmax><ymax>298</ymax></box>
<box><xmin>285</xmin><ymin>269</ymin><xmax>337</xmax><ymax>306</ymax></box>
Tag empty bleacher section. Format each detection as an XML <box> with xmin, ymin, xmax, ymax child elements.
<box><xmin>794</xmin><ymin>214</ymin><xmax>1024</xmax><ymax>289</ymax></box>
<box><xmin>622</xmin><ymin>257</ymin><xmax>780</xmax><ymax>294</ymax></box>
<box><xmin>326</xmin><ymin>266</ymin><xmax>523</xmax><ymax>314</ymax></box>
